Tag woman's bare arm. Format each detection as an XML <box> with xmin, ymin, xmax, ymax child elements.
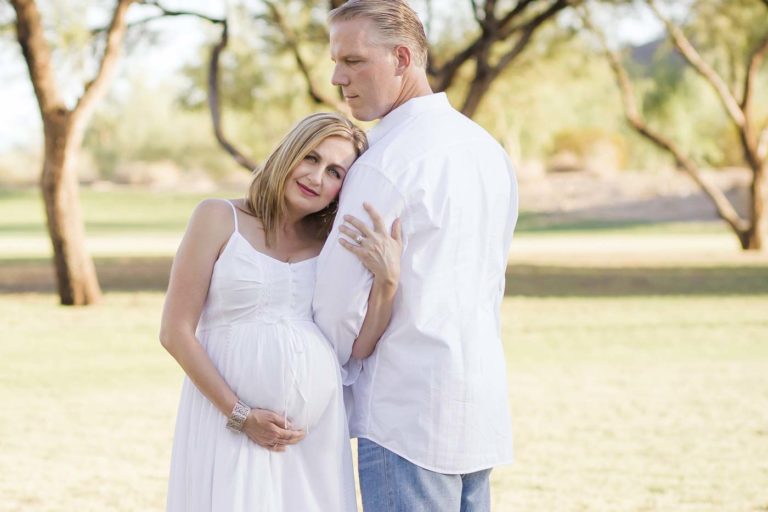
<box><xmin>160</xmin><ymin>200</ymin><xmax>304</xmax><ymax>451</ymax></box>
<box><xmin>160</xmin><ymin>200</ymin><xmax>237</xmax><ymax>416</ymax></box>
<box><xmin>338</xmin><ymin>202</ymin><xmax>403</xmax><ymax>360</ymax></box>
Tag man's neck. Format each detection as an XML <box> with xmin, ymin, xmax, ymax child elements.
<box><xmin>386</xmin><ymin>73</ymin><xmax>433</xmax><ymax>117</ymax></box>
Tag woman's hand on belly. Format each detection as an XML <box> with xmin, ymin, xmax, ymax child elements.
<box><xmin>243</xmin><ymin>408</ymin><xmax>306</xmax><ymax>452</ymax></box>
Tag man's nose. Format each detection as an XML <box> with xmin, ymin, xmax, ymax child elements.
<box><xmin>331</xmin><ymin>65</ymin><xmax>348</xmax><ymax>87</ymax></box>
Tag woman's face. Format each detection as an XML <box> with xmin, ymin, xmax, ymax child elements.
<box><xmin>285</xmin><ymin>135</ymin><xmax>357</xmax><ymax>217</ymax></box>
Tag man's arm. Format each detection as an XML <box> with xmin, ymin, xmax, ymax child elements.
<box><xmin>339</xmin><ymin>204</ymin><xmax>402</xmax><ymax>360</ymax></box>
<box><xmin>312</xmin><ymin>164</ymin><xmax>405</xmax><ymax>379</ymax></box>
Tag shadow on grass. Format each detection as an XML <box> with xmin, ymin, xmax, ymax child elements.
<box><xmin>0</xmin><ymin>221</ymin><xmax>185</xmax><ymax>234</ymax></box>
<box><xmin>515</xmin><ymin>213</ymin><xmax>727</xmax><ymax>235</ymax></box>
<box><xmin>0</xmin><ymin>257</ymin><xmax>173</xmax><ymax>293</ymax></box>
<box><xmin>516</xmin><ymin>213</ymin><xmax>662</xmax><ymax>233</ymax></box>
<box><xmin>2</xmin><ymin>257</ymin><xmax>767</xmax><ymax>296</ymax></box>
<box><xmin>505</xmin><ymin>265</ymin><xmax>768</xmax><ymax>297</ymax></box>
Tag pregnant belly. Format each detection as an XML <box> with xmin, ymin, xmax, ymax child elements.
<box><xmin>208</xmin><ymin>321</ymin><xmax>339</xmax><ymax>431</ymax></box>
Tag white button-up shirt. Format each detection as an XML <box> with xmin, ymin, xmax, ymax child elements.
<box><xmin>312</xmin><ymin>93</ymin><xmax>517</xmax><ymax>474</ymax></box>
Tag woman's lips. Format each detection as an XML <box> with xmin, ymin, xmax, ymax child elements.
<box><xmin>297</xmin><ymin>182</ymin><xmax>319</xmax><ymax>197</ymax></box>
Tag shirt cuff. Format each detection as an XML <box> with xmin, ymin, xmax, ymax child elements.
<box><xmin>341</xmin><ymin>357</ymin><xmax>363</xmax><ymax>386</ymax></box>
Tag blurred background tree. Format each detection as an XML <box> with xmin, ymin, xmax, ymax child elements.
<box><xmin>3</xmin><ymin>0</ymin><xmax>767</xmax><ymax>310</ymax></box>
<box><xmin>583</xmin><ymin>0</ymin><xmax>768</xmax><ymax>249</ymax></box>
<box><xmin>8</xmin><ymin>0</ymin><xmax>136</xmax><ymax>305</ymax></box>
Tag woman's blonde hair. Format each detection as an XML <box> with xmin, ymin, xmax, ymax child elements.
<box><xmin>329</xmin><ymin>0</ymin><xmax>429</xmax><ymax>68</ymax></box>
<box><xmin>245</xmin><ymin>112</ymin><xmax>367</xmax><ymax>246</ymax></box>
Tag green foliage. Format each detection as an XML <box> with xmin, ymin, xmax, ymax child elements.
<box><xmin>84</xmin><ymin>75</ymin><xmax>245</xmax><ymax>179</ymax></box>
<box><xmin>629</xmin><ymin>0</ymin><xmax>768</xmax><ymax>168</ymax></box>
<box><xmin>176</xmin><ymin>3</ymin><xmax>276</xmax><ymax>113</ymax></box>
<box><xmin>179</xmin><ymin>0</ymin><xmax>335</xmax><ymax>113</ymax></box>
<box><xmin>552</xmin><ymin>128</ymin><xmax>628</xmax><ymax>169</ymax></box>
<box><xmin>642</xmin><ymin>69</ymin><xmax>731</xmax><ymax>165</ymax></box>
<box><xmin>470</xmin><ymin>28</ymin><xmax>634</xmax><ymax>167</ymax></box>
<box><xmin>38</xmin><ymin>0</ymin><xmax>114</xmax><ymax>90</ymax></box>
<box><xmin>171</xmin><ymin>1</ymin><xmax>675</xmax><ymax>172</ymax></box>
<box><xmin>173</xmin><ymin>1</ymin><xmax>348</xmax><ymax>165</ymax></box>
<box><xmin>22</xmin><ymin>0</ymin><xmax>764</xmax><ymax>179</ymax></box>
<box><xmin>685</xmin><ymin>0</ymin><xmax>768</xmax><ymax>86</ymax></box>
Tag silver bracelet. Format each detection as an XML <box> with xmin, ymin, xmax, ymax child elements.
<box><xmin>226</xmin><ymin>399</ymin><xmax>251</xmax><ymax>432</ymax></box>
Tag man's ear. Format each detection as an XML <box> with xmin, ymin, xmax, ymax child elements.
<box><xmin>393</xmin><ymin>45</ymin><xmax>411</xmax><ymax>76</ymax></box>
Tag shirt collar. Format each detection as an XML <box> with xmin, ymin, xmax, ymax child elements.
<box><xmin>367</xmin><ymin>92</ymin><xmax>450</xmax><ymax>146</ymax></box>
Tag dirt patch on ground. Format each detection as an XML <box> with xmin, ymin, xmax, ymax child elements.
<box><xmin>519</xmin><ymin>167</ymin><xmax>752</xmax><ymax>223</ymax></box>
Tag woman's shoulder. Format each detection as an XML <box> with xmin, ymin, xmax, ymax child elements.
<box><xmin>191</xmin><ymin>198</ymin><xmax>240</xmax><ymax>220</ymax></box>
<box><xmin>186</xmin><ymin>198</ymin><xmax>237</xmax><ymax>236</ymax></box>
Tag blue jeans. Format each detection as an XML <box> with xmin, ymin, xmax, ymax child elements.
<box><xmin>357</xmin><ymin>438</ymin><xmax>492</xmax><ymax>512</ymax></box>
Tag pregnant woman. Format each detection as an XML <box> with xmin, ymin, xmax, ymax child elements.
<box><xmin>160</xmin><ymin>112</ymin><xmax>401</xmax><ymax>511</ymax></box>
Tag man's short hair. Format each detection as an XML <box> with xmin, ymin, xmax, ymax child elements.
<box><xmin>329</xmin><ymin>0</ymin><xmax>429</xmax><ymax>69</ymax></box>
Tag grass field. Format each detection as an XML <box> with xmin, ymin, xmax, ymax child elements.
<box><xmin>2</xmin><ymin>188</ymin><xmax>768</xmax><ymax>511</ymax></box>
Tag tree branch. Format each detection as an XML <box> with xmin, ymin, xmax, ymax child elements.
<box><xmin>263</xmin><ymin>0</ymin><xmax>348</xmax><ymax>113</ymax></box>
<box><xmin>648</xmin><ymin>0</ymin><xmax>745</xmax><ymax>127</ymax></box>
<box><xmin>494</xmin><ymin>0</ymin><xmax>570</xmax><ymax>74</ymax></box>
<box><xmin>581</xmin><ymin>7</ymin><xmax>749</xmax><ymax>237</ymax></box>
<box><xmin>458</xmin><ymin>0</ymin><xmax>571</xmax><ymax>114</ymax></box>
<box><xmin>207</xmin><ymin>22</ymin><xmax>257</xmax><ymax>172</ymax></box>
<box><xmin>90</xmin><ymin>1</ymin><xmax>226</xmax><ymax>49</ymax></box>
<box><xmin>138</xmin><ymin>0</ymin><xmax>225</xmax><ymax>24</ymax></box>
<box><xmin>431</xmin><ymin>0</ymin><xmax>566</xmax><ymax>93</ymax></box>
<box><xmin>741</xmin><ymin>32</ymin><xmax>768</xmax><ymax>114</ymax></box>
<box><xmin>431</xmin><ymin>38</ymin><xmax>483</xmax><ymax>91</ymax></box>
<box><xmin>758</xmin><ymin>125</ymin><xmax>768</xmax><ymax>163</ymax></box>
<box><xmin>470</xmin><ymin>0</ymin><xmax>482</xmax><ymax>24</ymax></box>
<box><xmin>73</xmin><ymin>0</ymin><xmax>134</xmax><ymax>123</ymax></box>
<box><xmin>497</xmin><ymin>0</ymin><xmax>539</xmax><ymax>37</ymax></box>
<box><xmin>9</xmin><ymin>0</ymin><xmax>65</xmax><ymax>115</ymax></box>
<box><xmin>483</xmin><ymin>0</ymin><xmax>496</xmax><ymax>26</ymax></box>
<box><xmin>132</xmin><ymin>0</ymin><xmax>253</xmax><ymax>169</ymax></box>
<box><xmin>424</xmin><ymin>0</ymin><xmax>434</xmax><ymax>39</ymax></box>
<box><xmin>91</xmin><ymin>14</ymin><xmax>159</xmax><ymax>35</ymax></box>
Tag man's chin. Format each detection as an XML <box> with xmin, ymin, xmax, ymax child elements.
<box><xmin>349</xmin><ymin>106</ymin><xmax>379</xmax><ymax>123</ymax></box>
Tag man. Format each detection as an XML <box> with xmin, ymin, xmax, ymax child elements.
<box><xmin>312</xmin><ymin>1</ymin><xmax>518</xmax><ymax>510</ymax></box>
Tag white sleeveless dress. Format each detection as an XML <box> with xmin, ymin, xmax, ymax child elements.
<box><xmin>166</xmin><ymin>200</ymin><xmax>356</xmax><ymax>511</ymax></box>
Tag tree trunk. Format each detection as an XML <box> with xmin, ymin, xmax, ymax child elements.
<box><xmin>41</xmin><ymin>111</ymin><xmax>102</xmax><ymax>305</ymax></box>
<box><xmin>11</xmin><ymin>0</ymin><xmax>134</xmax><ymax>304</ymax></box>
<box><xmin>461</xmin><ymin>72</ymin><xmax>494</xmax><ymax>118</ymax></box>
<box><xmin>744</xmin><ymin>166</ymin><xmax>766</xmax><ymax>250</ymax></box>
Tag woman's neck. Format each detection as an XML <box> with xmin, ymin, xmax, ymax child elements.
<box><xmin>277</xmin><ymin>214</ymin><xmax>313</xmax><ymax>243</ymax></box>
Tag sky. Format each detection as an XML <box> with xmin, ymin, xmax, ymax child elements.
<box><xmin>0</xmin><ymin>1</ymin><xmax>662</xmax><ymax>153</ymax></box>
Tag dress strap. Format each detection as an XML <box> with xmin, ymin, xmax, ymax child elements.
<box><xmin>225</xmin><ymin>199</ymin><xmax>239</xmax><ymax>233</ymax></box>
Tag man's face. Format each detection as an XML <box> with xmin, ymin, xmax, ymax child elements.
<box><xmin>330</xmin><ymin>18</ymin><xmax>402</xmax><ymax>122</ymax></box>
